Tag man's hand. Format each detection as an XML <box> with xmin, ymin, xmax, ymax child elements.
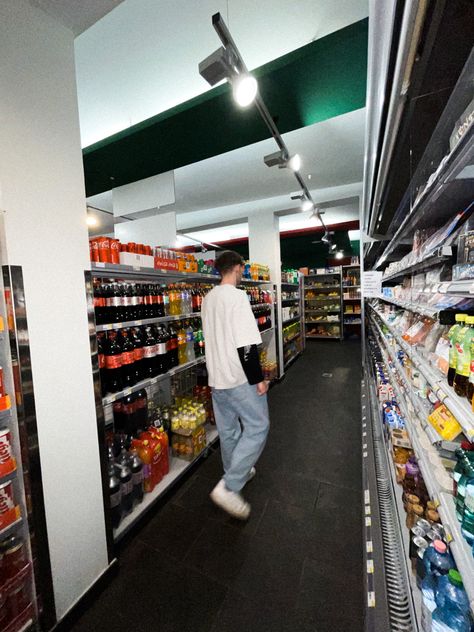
<box><xmin>256</xmin><ymin>380</ymin><xmax>269</xmax><ymax>396</ymax></box>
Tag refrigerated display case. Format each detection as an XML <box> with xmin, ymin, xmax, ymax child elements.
<box><xmin>89</xmin><ymin>262</ymin><xmax>279</xmax><ymax>542</ymax></box>
<box><xmin>362</xmin><ymin>47</ymin><xmax>474</xmax><ymax>630</ymax></box>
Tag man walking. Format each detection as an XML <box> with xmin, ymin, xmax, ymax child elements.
<box><xmin>201</xmin><ymin>250</ymin><xmax>270</xmax><ymax>520</ymax></box>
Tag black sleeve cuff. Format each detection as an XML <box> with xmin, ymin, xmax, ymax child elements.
<box><xmin>237</xmin><ymin>344</ymin><xmax>264</xmax><ymax>385</ymax></box>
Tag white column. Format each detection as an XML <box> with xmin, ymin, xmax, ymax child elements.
<box><xmin>248</xmin><ymin>212</ymin><xmax>284</xmax><ymax>374</ymax></box>
<box><xmin>0</xmin><ymin>0</ymin><xmax>108</xmax><ymax>619</ymax></box>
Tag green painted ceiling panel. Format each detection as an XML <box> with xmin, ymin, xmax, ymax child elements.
<box><xmin>83</xmin><ymin>18</ymin><xmax>368</xmax><ymax>197</ymax></box>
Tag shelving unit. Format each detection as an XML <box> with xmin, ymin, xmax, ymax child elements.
<box><xmin>342</xmin><ymin>264</ymin><xmax>361</xmax><ymax>337</ymax></box>
<box><xmin>281</xmin><ymin>273</ymin><xmax>304</xmax><ymax>371</ymax></box>
<box><xmin>303</xmin><ymin>270</ymin><xmax>343</xmax><ymax>340</ymax></box>
<box><xmin>92</xmin><ymin>264</ymin><xmax>279</xmax><ymax>540</ymax></box>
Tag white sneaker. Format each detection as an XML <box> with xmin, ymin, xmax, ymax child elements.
<box><xmin>210</xmin><ymin>479</ymin><xmax>251</xmax><ymax>520</ymax></box>
<box><xmin>247</xmin><ymin>467</ymin><xmax>256</xmax><ymax>483</ymax></box>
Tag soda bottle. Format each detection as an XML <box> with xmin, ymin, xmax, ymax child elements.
<box><xmin>104</xmin><ymin>330</ymin><xmax>123</xmax><ymax>394</ymax></box>
<box><xmin>131</xmin><ymin>327</ymin><xmax>145</xmax><ymax>382</ymax></box>
<box><xmin>155</xmin><ymin>325</ymin><xmax>169</xmax><ymax>375</ymax></box>
<box><xmin>448</xmin><ymin>314</ymin><xmax>467</xmax><ymax>386</ymax></box>
<box><xmin>120</xmin><ymin>329</ymin><xmax>136</xmax><ymax>388</ymax></box>
<box><xmin>134</xmin><ymin>389</ymin><xmax>148</xmax><ymax>434</ymax></box>
<box><xmin>142</xmin><ymin>326</ymin><xmax>158</xmax><ymax>377</ymax></box>
<box><xmin>97</xmin><ymin>332</ymin><xmax>106</xmax><ymax>396</ymax></box>
<box><xmin>168</xmin><ymin>323</ymin><xmax>179</xmax><ymax>367</ymax></box>
<box><xmin>129</xmin><ymin>447</ymin><xmax>144</xmax><ymax>505</ymax></box>
<box><xmin>107</xmin><ymin>444</ymin><xmax>122</xmax><ymax>529</ymax></box>
<box><xmin>93</xmin><ymin>281</ymin><xmax>104</xmax><ymax>325</ymax></box>
<box><xmin>194</xmin><ymin>320</ymin><xmax>205</xmax><ymax>357</ymax></box>
<box><xmin>177</xmin><ymin>322</ymin><xmax>187</xmax><ymax>365</ymax></box>
<box><xmin>161</xmin><ymin>325</ymin><xmax>171</xmax><ymax>371</ymax></box>
<box><xmin>116</xmin><ymin>438</ymin><xmax>133</xmax><ymax>515</ymax></box>
<box><xmin>162</xmin><ymin>286</ymin><xmax>170</xmax><ymax>316</ymax></box>
<box><xmin>121</xmin><ymin>393</ymin><xmax>136</xmax><ymax>437</ymax></box>
<box><xmin>453</xmin><ymin>315</ymin><xmax>474</xmax><ymax>397</ymax></box>
<box><xmin>136</xmin><ymin>440</ymin><xmax>154</xmax><ymax>493</ymax></box>
<box><xmin>129</xmin><ymin>283</ymin><xmax>139</xmax><ymax>321</ymax></box>
<box><xmin>185</xmin><ymin>321</ymin><xmax>195</xmax><ymax>363</ymax></box>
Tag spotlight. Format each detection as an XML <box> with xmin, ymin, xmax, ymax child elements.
<box><xmin>232</xmin><ymin>73</ymin><xmax>258</xmax><ymax>107</ymax></box>
<box><xmin>301</xmin><ymin>199</ymin><xmax>314</xmax><ymax>212</ymax></box>
<box><xmin>87</xmin><ymin>215</ymin><xmax>97</xmax><ymax>227</ymax></box>
<box><xmin>287</xmin><ymin>154</ymin><xmax>301</xmax><ymax>172</ymax></box>
<box><xmin>330</xmin><ymin>243</ymin><xmax>337</xmax><ymax>251</ymax></box>
<box><xmin>335</xmin><ymin>251</ymin><xmax>344</xmax><ymax>259</ymax></box>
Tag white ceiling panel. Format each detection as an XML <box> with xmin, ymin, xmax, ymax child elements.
<box><xmin>31</xmin><ymin>0</ymin><xmax>123</xmax><ymax>35</ymax></box>
<box><xmin>75</xmin><ymin>0</ymin><xmax>368</xmax><ymax>147</ymax></box>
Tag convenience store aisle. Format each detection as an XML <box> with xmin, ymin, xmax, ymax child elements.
<box><xmin>70</xmin><ymin>341</ymin><xmax>363</xmax><ymax>632</ymax></box>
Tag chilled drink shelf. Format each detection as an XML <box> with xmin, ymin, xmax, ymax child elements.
<box><xmin>97</xmin><ymin>312</ymin><xmax>202</xmax><ymax>332</ymax></box>
<box><xmin>114</xmin><ymin>425</ymin><xmax>219</xmax><ymax>541</ymax></box>
<box><xmin>369</xmin><ymin>304</ymin><xmax>474</xmax><ymax>441</ymax></box>
<box><xmin>370</xmin><ymin>328</ymin><xmax>474</xmax><ymax>615</ymax></box>
<box><xmin>103</xmin><ymin>357</ymin><xmax>207</xmax><ymax>406</ymax></box>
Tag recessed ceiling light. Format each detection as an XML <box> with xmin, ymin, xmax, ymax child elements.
<box><xmin>308</xmin><ymin>174</ymin><xmax>312</xmax><ymax>180</ymax></box>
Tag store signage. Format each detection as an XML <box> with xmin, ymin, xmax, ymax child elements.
<box><xmin>362</xmin><ymin>271</ymin><xmax>382</xmax><ymax>297</ymax></box>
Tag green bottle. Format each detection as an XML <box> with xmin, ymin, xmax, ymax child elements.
<box><xmin>448</xmin><ymin>314</ymin><xmax>467</xmax><ymax>386</ymax></box>
<box><xmin>453</xmin><ymin>315</ymin><xmax>474</xmax><ymax>397</ymax></box>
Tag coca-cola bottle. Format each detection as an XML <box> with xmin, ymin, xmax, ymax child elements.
<box><xmin>120</xmin><ymin>329</ymin><xmax>136</xmax><ymax>388</ymax></box>
<box><xmin>121</xmin><ymin>284</ymin><xmax>132</xmax><ymax>322</ymax></box>
<box><xmin>142</xmin><ymin>326</ymin><xmax>158</xmax><ymax>377</ymax></box>
<box><xmin>136</xmin><ymin>284</ymin><xmax>145</xmax><ymax>320</ymax></box>
<box><xmin>104</xmin><ymin>330</ymin><xmax>123</xmax><ymax>393</ymax></box>
<box><xmin>167</xmin><ymin>323</ymin><xmax>179</xmax><ymax>367</ymax></box>
<box><xmin>156</xmin><ymin>286</ymin><xmax>165</xmax><ymax>318</ymax></box>
<box><xmin>107</xmin><ymin>444</ymin><xmax>122</xmax><ymax>529</ymax></box>
<box><xmin>116</xmin><ymin>437</ymin><xmax>133</xmax><ymax>515</ymax></box>
<box><xmin>122</xmin><ymin>393</ymin><xmax>136</xmax><ymax>437</ymax></box>
<box><xmin>93</xmin><ymin>281</ymin><xmax>104</xmax><ymax>324</ymax></box>
<box><xmin>131</xmin><ymin>327</ymin><xmax>145</xmax><ymax>382</ymax></box>
<box><xmin>134</xmin><ymin>389</ymin><xmax>148</xmax><ymax>434</ymax></box>
<box><xmin>155</xmin><ymin>325</ymin><xmax>169</xmax><ymax>374</ymax></box>
<box><xmin>108</xmin><ymin>282</ymin><xmax>123</xmax><ymax>323</ymax></box>
<box><xmin>97</xmin><ymin>332</ymin><xmax>106</xmax><ymax>396</ymax></box>
<box><xmin>129</xmin><ymin>448</ymin><xmax>144</xmax><ymax>505</ymax></box>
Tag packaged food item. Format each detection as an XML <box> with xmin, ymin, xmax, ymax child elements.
<box><xmin>428</xmin><ymin>404</ymin><xmax>462</xmax><ymax>441</ymax></box>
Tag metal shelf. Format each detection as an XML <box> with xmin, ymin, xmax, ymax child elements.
<box><xmin>343</xmin><ymin>285</ymin><xmax>361</xmax><ymax>289</ymax></box>
<box><xmin>97</xmin><ymin>312</ymin><xmax>202</xmax><ymax>332</ymax></box>
<box><xmin>305</xmin><ymin>297</ymin><xmax>340</xmax><ymax>303</ymax></box>
<box><xmin>305</xmin><ymin>334</ymin><xmax>340</xmax><ymax>339</ymax></box>
<box><xmin>259</xmin><ymin>326</ymin><xmax>274</xmax><ymax>335</ymax></box>
<box><xmin>92</xmin><ymin>262</ymin><xmax>220</xmax><ymax>282</ymax></box>
<box><xmin>0</xmin><ymin>468</ymin><xmax>17</xmax><ymax>486</ymax></box>
<box><xmin>284</xmin><ymin>350</ymin><xmax>303</xmax><ymax>370</ymax></box>
<box><xmin>304</xmin><ymin>272</ymin><xmax>341</xmax><ymax>277</ymax></box>
<box><xmin>114</xmin><ymin>426</ymin><xmax>219</xmax><ymax>541</ymax></box>
<box><xmin>382</xmin><ymin>246</ymin><xmax>453</xmax><ymax>282</ymax></box>
<box><xmin>304</xmin><ymin>285</ymin><xmax>340</xmax><ymax>291</ymax></box>
<box><xmin>0</xmin><ymin>517</ymin><xmax>22</xmax><ymax>539</ymax></box>
<box><xmin>282</xmin><ymin>316</ymin><xmax>300</xmax><ymax>325</ymax></box>
<box><xmin>344</xmin><ymin>320</ymin><xmax>362</xmax><ymax>324</ymax></box>
<box><xmin>280</xmin><ymin>282</ymin><xmax>299</xmax><ymax>287</ymax></box>
<box><xmin>283</xmin><ymin>333</ymin><xmax>301</xmax><ymax>344</ymax></box>
<box><xmin>343</xmin><ymin>296</ymin><xmax>362</xmax><ymax>301</ymax></box>
<box><xmin>305</xmin><ymin>319</ymin><xmax>340</xmax><ymax>324</ymax></box>
<box><xmin>103</xmin><ymin>357</ymin><xmax>206</xmax><ymax>406</ymax></box>
<box><xmin>379</xmin><ymin>296</ymin><xmax>439</xmax><ymax>318</ymax></box>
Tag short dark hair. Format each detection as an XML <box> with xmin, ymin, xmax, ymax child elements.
<box><xmin>215</xmin><ymin>250</ymin><xmax>245</xmax><ymax>275</ymax></box>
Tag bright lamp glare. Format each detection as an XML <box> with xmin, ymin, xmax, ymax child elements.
<box><xmin>335</xmin><ymin>251</ymin><xmax>344</xmax><ymax>259</ymax></box>
<box><xmin>288</xmin><ymin>154</ymin><xmax>301</xmax><ymax>172</ymax></box>
<box><xmin>301</xmin><ymin>199</ymin><xmax>314</xmax><ymax>212</ymax></box>
<box><xmin>232</xmin><ymin>74</ymin><xmax>258</xmax><ymax>107</ymax></box>
<box><xmin>87</xmin><ymin>215</ymin><xmax>98</xmax><ymax>227</ymax></box>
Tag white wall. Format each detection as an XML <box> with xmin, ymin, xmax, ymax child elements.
<box><xmin>0</xmin><ymin>0</ymin><xmax>108</xmax><ymax>620</ymax></box>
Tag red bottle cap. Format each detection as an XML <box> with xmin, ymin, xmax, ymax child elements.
<box><xmin>433</xmin><ymin>540</ymin><xmax>447</xmax><ymax>554</ymax></box>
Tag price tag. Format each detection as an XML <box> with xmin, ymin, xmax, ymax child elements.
<box><xmin>366</xmin><ymin>541</ymin><xmax>373</xmax><ymax>553</ymax></box>
<box><xmin>365</xmin><ymin>517</ymin><xmax>372</xmax><ymax>527</ymax></box>
<box><xmin>133</xmin><ymin>265</ymin><xmax>141</xmax><ymax>272</ymax></box>
<box><xmin>365</xmin><ymin>505</ymin><xmax>371</xmax><ymax>515</ymax></box>
<box><xmin>367</xmin><ymin>560</ymin><xmax>374</xmax><ymax>574</ymax></box>
<box><xmin>469</xmin><ymin>282</ymin><xmax>474</xmax><ymax>295</ymax></box>
<box><xmin>367</xmin><ymin>592</ymin><xmax>376</xmax><ymax>607</ymax></box>
<box><xmin>135</xmin><ymin>320</ymin><xmax>142</xmax><ymax>326</ymax></box>
<box><xmin>96</xmin><ymin>262</ymin><xmax>105</xmax><ymax>268</ymax></box>
<box><xmin>104</xmin><ymin>324</ymin><xmax>112</xmax><ymax>331</ymax></box>
<box><xmin>438</xmin><ymin>282</ymin><xmax>449</xmax><ymax>294</ymax></box>
<box><xmin>123</xmin><ymin>388</ymin><xmax>132</xmax><ymax>396</ymax></box>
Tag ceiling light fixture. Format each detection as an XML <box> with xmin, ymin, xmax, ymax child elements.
<box><xmin>335</xmin><ymin>251</ymin><xmax>344</xmax><ymax>259</ymax></box>
<box><xmin>86</xmin><ymin>215</ymin><xmax>98</xmax><ymax>227</ymax></box>
<box><xmin>330</xmin><ymin>243</ymin><xmax>337</xmax><ymax>251</ymax></box>
<box><xmin>199</xmin><ymin>13</ymin><xmax>327</xmax><ymax>234</ymax></box>
<box><xmin>232</xmin><ymin>73</ymin><xmax>258</xmax><ymax>107</ymax></box>
<box><xmin>301</xmin><ymin>199</ymin><xmax>314</xmax><ymax>212</ymax></box>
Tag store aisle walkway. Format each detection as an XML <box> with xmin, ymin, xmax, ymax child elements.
<box><xmin>70</xmin><ymin>341</ymin><xmax>363</xmax><ymax>632</ymax></box>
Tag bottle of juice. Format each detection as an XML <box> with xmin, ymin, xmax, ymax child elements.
<box><xmin>448</xmin><ymin>314</ymin><xmax>467</xmax><ymax>386</ymax></box>
<box><xmin>454</xmin><ymin>316</ymin><xmax>474</xmax><ymax>397</ymax></box>
<box><xmin>468</xmin><ymin>335</ymin><xmax>474</xmax><ymax>404</ymax></box>
<box><xmin>177</xmin><ymin>322</ymin><xmax>187</xmax><ymax>365</ymax></box>
<box><xmin>136</xmin><ymin>440</ymin><xmax>154</xmax><ymax>493</ymax></box>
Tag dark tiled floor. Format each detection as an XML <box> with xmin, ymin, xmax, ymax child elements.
<box><xmin>69</xmin><ymin>340</ymin><xmax>363</xmax><ymax>632</ymax></box>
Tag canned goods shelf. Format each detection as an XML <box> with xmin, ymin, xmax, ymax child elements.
<box><xmin>114</xmin><ymin>425</ymin><xmax>219</xmax><ymax>541</ymax></box>
<box><xmin>102</xmin><ymin>357</ymin><xmax>206</xmax><ymax>406</ymax></box>
<box><xmin>370</xmin><ymin>304</ymin><xmax>474</xmax><ymax>441</ymax></box>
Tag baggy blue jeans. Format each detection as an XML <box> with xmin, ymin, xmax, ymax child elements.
<box><xmin>211</xmin><ymin>381</ymin><xmax>270</xmax><ymax>492</ymax></box>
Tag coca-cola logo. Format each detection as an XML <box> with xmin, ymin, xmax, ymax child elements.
<box><xmin>0</xmin><ymin>487</ymin><xmax>14</xmax><ymax>513</ymax></box>
<box><xmin>110</xmin><ymin>241</ymin><xmax>119</xmax><ymax>250</ymax></box>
